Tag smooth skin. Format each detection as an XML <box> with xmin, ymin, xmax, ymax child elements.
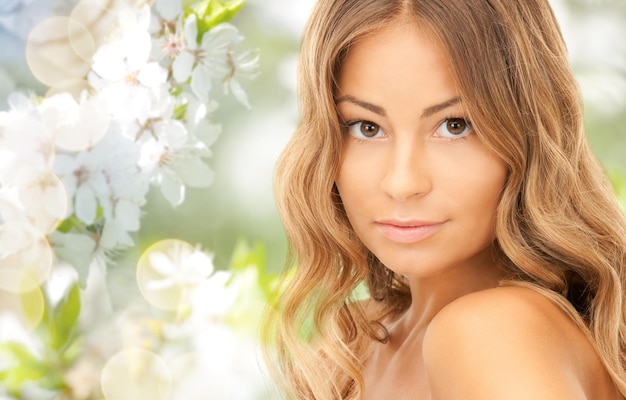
<box><xmin>334</xmin><ymin>20</ymin><xmax>620</xmax><ymax>399</ymax></box>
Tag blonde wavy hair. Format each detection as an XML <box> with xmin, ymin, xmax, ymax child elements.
<box><xmin>263</xmin><ymin>0</ymin><xmax>626</xmax><ymax>398</ymax></box>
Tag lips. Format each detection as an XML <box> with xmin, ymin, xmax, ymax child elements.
<box><xmin>375</xmin><ymin>219</ymin><xmax>444</xmax><ymax>244</ymax></box>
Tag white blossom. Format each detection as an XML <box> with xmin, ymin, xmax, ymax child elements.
<box><xmin>180</xmin><ymin>94</ymin><xmax>221</xmax><ymax>146</ymax></box>
<box><xmin>89</xmin><ymin>4</ymin><xmax>168</xmax><ymax>125</ymax></box>
<box><xmin>0</xmin><ymin>95</ymin><xmax>69</xmax><ymax>234</ymax></box>
<box><xmin>39</xmin><ymin>91</ymin><xmax>111</xmax><ymax>152</ymax></box>
<box><xmin>0</xmin><ymin>98</ymin><xmax>55</xmax><ymax>171</ymax></box>
<box><xmin>173</xmin><ymin>17</ymin><xmax>242</xmax><ymax>102</ymax></box>
<box><xmin>0</xmin><ymin>163</ymin><xmax>67</xmax><ymax>234</ymax></box>
<box><xmin>53</xmin><ymin>130</ymin><xmax>148</xmax><ymax>250</ymax></box>
<box><xmin>149</xmin><ymin>0</ymin><xmax>185</xmax><ymax>62</ymax></box>
<box><xmin>146</xmin><ymin>244</ymin><xmax>214</xmax><ymax>293</ymax></box>
<box><xmin>223</xmin><ymin>47</ymin><xmax>260</xmax><ymax>108</ymax></box>
<box><xmin>137</xmin><ymin>101</ymin><xmax>214</xmax><ymax>206</ymax></box>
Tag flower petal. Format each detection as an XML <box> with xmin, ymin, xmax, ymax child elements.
<box><xmin>186</xmin><ymin>250</ymin><xmax>214</xmax><ymax>277</ymax></box>
<box><xmin>173</xmin><ymin>52</ymin><xmax>194</xmax><ymax>83</ymax></box>
<box><xmin>137</xmin><ymin>62</ymin><xmax>167</xmax><ymax>87</ymax></box>
<box><xmin>156</xmin><ymin>0</ymin><xmax>181</xmax><ymax>21</ymax></box>
<box><xmin>156</xmin><ymin>120</ymin><xmax>188</xmax><ymax>148</ymax></box>
<box><xmin>91</xmin><ymin>42</ymin><xmax>127</xmax><ymax>81</ymax></box>
<box><xmin>161</xmin><ymin>172</ymin><xmax>184</xmax><ymax>207</ymax></box>
<box><xmin>74</xmin><ymin>185</ymin><xmax>97</xmax><ymax>225</ymax></box>
<box><xmin>194</xmin><ymin>121</ymin><xmax>221</xmax><ymax>147</ymax></box>
<box><xmin>190</xmin><ymin>65</ymin><xmax>212</xmax><ymax>102</ymax></box>
<box><xmin>149</xmin><ymin>252</ymin><xmax>177</xmax><ymax>276</ymax></box>
<box><xmin>226</xmin><ymin>78</ymin><xmax>251</xmax><ymax>109</ymax></box>
<box><xmin>183</xmin><ymin>14</ymin><xmax>198</xmax><ymax>49</ymax></box>
<box><xmin>200</xmin><ymin>23</ymin><xmax>238</xmax><ymax>51</ymax></box>
<box><xmin>146</xmin><ymin>279</ymin><xmax>175</xmax><ymax>291</ymax></box>
<box><xmin>114</xmin><ymin>200</ymin><xmax>141</xmax><ymax>231</ymax></box>
<box><xmin>126</xmin><ymin>32</ymin><xmax>152</xmax><ymax>72</ymax></box>
<box><xmin>100</xmin><ymin>219</ymin><xmax>134</xmax><ymax>249</ymax></box>
<box><xmin>175</xmin><ymin>157</ymin><xmax>214</xmax><ymax>188</ymax></box>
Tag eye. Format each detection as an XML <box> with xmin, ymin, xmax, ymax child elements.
<box><xmin>436</xmin><ymin>118</ymin><xmax>473</xmax><ymax>139</ymax></box>
<box><xmin>346</xmin><ymin>120</ymin><xmax>384</xmax><ymax>139</ymax></box>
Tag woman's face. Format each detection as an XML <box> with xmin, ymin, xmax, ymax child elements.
<box><xmin>335</xmin><ymin>21</ymin><xmax>508</xmax><ymax>278</ymax></box>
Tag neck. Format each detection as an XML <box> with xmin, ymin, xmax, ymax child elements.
<box><xmin>389</xmin><ymin>248</ymin><xmax>506</xmax><ymax>342</ymax></box>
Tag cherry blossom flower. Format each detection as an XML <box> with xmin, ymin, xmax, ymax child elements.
<box><xmin>173</xmin><ymin>16</ymin><xmax>240</xmax><ymax>102</ymax></box>
<box><xmin>137</xmin><ymin>106</ymin><xmax>215</xmax><ymax>206</ymax></box>
<box><xmin>137</xmin><ymin>239</ymin><xmax>216</xmax><ymax>311</ymax></box>
<box><xmin>146</xmin><ymin>246</ymin><xmax>214</xmax><ymax>292</ymax></box>
<box><xmin>149</xmin><ymin>0</ymin><xmax>185</xmax><ymax>63</ymax></box>
<box><xmin>222</xmin><ymin>46</ymin><xmax>259</xmax><ymax>108</ymax></box>
<box><xmin>0</xmin><ymin>95</ymin><xmax>55</xmax><ymax>170</ymax></box>
<box><xmin>0</xmin><ymin>95</ymin><xmax>68</xmax><ymax>234</ymax></box>
<box><xmin>89</xmin><ymin>4</ymin><xmax>168</xmax><ymax>125</ymax></box>
<box><xmin>54</xmin><ymin>131</ymin><xmax>148</xmax><ymax>250</ymax></box>
<box><xmin>39</xmin><ymin>92</ymin><xmax>110</xmax><ymax>152</ymax></box>
<box><xmin>0</xmin><ymin>163</ymin><xmax>67</xmax><ymax>233</ymax></box>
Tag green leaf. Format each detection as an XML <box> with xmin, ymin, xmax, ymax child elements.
<box><xmin>173</xmin><ymin>103</ymin><xmax>188</xmax><ymax>120</ymax></box>
<box><xmin>20</xmin><ymin>285</ymin><xmax>45</xmax><ymax>330</ymax></box>
<box><xmin>55</xmin><ymin>214</ymin><xmax>83</xmax><ymax>233</ymax></box>
<box><xmin>0</xmin><ymin>342</ymin><xmax>49</xmax><ymax>394</ymax></box>
<box><xmin>193</xmin><ymin>0</ymin><xmax>246</xmax><ymax>35</ymax></box>
<box><xmin>49</xmin><ymin>283</ymin><xmax>81</xmax><ymax>350</ymax></box>
<box><xmin>0</xmin><ymin>342</ymin><xmax>38</xmax><ymax>364</ymax></box>
<box><xmin>170</xmin><ymin>85</ymin><xmax>184</xmax><ymax>97</ymax></box>
<box><xmin>60</xmin><ymin>336</ymin><xmax>84</xmax><ymax>365</ymax></box>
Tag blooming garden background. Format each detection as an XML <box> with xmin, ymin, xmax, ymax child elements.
<box><xmin>0</xmin><ymin>0</ymin><xmax>625</xmax><ymax>399</ymax></box>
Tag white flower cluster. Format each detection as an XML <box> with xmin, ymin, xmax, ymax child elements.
<box><xmin>0</xmin><ymin>0</ymin><xmax>258</xmax><ymax>281</ymax></box>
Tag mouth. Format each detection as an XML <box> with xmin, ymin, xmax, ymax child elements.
<box><xmin>375</xmin><ymin>219</ymin><xmax>444</xmax><ymax>244</ymax></box>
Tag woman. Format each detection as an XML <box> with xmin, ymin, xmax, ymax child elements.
<box><xmin>264</xmin><ymin>0</ymin><xmax>626</xmax><ymax>398</ymax></box>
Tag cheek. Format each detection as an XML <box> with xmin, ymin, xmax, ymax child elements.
<box><xmin>443</xmin><ymin>145</ymin><xmax>506</xmax><ymax>212</ymax></box>
<box><xmin>335</xmin><ymin>160</ymin><xmax>374</xmax><ymax>230</ymax></box>
<box><xmin>335</xmin><ymin>149</ymin><xmax>370</xmax><ymax>202</ymax></box>
<box><xmin>335</xmin><ymin>162</ymin><xmax>359</xmax><ymax>211</ymax></box>
<box><xmin>464</xmin><ymin>159</ymin><xmax>507</xmax><ymax>233</ymax></box>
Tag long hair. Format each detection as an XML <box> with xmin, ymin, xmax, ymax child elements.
<box><xmin>263</xmin><ymin>0</ymin><xmax>626</xmax><ymax>398</ymax></box>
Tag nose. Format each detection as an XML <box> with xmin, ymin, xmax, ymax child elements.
<box><xmin>381</xmin><ymin>139</ymin><xmax>432</xmax><ymax>201</ymax></box>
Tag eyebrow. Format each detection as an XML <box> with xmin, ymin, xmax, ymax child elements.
<box><xmin>335</xmin><ymin>95</ymin><xmax>386</xmax><ymax>116</ymax></box>
<box><xmin>335</xmin><ymin>95</ymin><xmax>462</xmax><ymax>119</ymax></box>
<box><xmin>421</xmin><ymin>97</ymin><xmax>462</xmax><ymax>118</ymax></box>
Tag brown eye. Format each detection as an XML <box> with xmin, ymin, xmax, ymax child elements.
<box><xmin>345</xmin><ymin>120</ymin><xmax>385</xmax><ymax>139</ymax></box>
<box><xmin>359</xmin><ymin>121</ymin><xmax>380</xmax><ymax>137</ymax></box>
<box><xmin>436</xmin><ymin>118</ymin><xmax>472</xmax><ymax>139</ymax></box>
<box><xmin>446</xmin><ymin>118</ymin><xmax>467</xmax><ymax>135</ymax></box>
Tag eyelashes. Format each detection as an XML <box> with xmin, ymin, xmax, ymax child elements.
<box><xmin>436</xmin><ymin>118</ymin><xmax>473</xmax><ymax>139</ymax></box>
<box><xmin>343</xmin><ymin>120</ymin><xmax>384</xmax><ymax>139</ymax></box>
<box><xmin>341</xmin><ymin>117</ymin><xmax>474</xmax><ymax>141</ymax></box>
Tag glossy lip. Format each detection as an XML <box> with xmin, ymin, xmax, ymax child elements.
<box><xmin>375</xmin><ymin>219</ymin><xmax>445</xmax><ymax>244</ymax></box>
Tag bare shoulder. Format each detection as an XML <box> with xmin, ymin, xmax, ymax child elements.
<box><xmin>425</xmin><ymin>286</ymin><xmax>574</xmax><ymax>340</ymax></box>
<box><xmin>423</xmin><ymin>286</ymin><xmax>619</xmax><ymax>399</ymax></box>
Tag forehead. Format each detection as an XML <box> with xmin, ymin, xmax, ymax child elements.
<box><xmin>336</xmin><ymin>21</ymin><xmax>459</xmax><ymax>113</ymax></box>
